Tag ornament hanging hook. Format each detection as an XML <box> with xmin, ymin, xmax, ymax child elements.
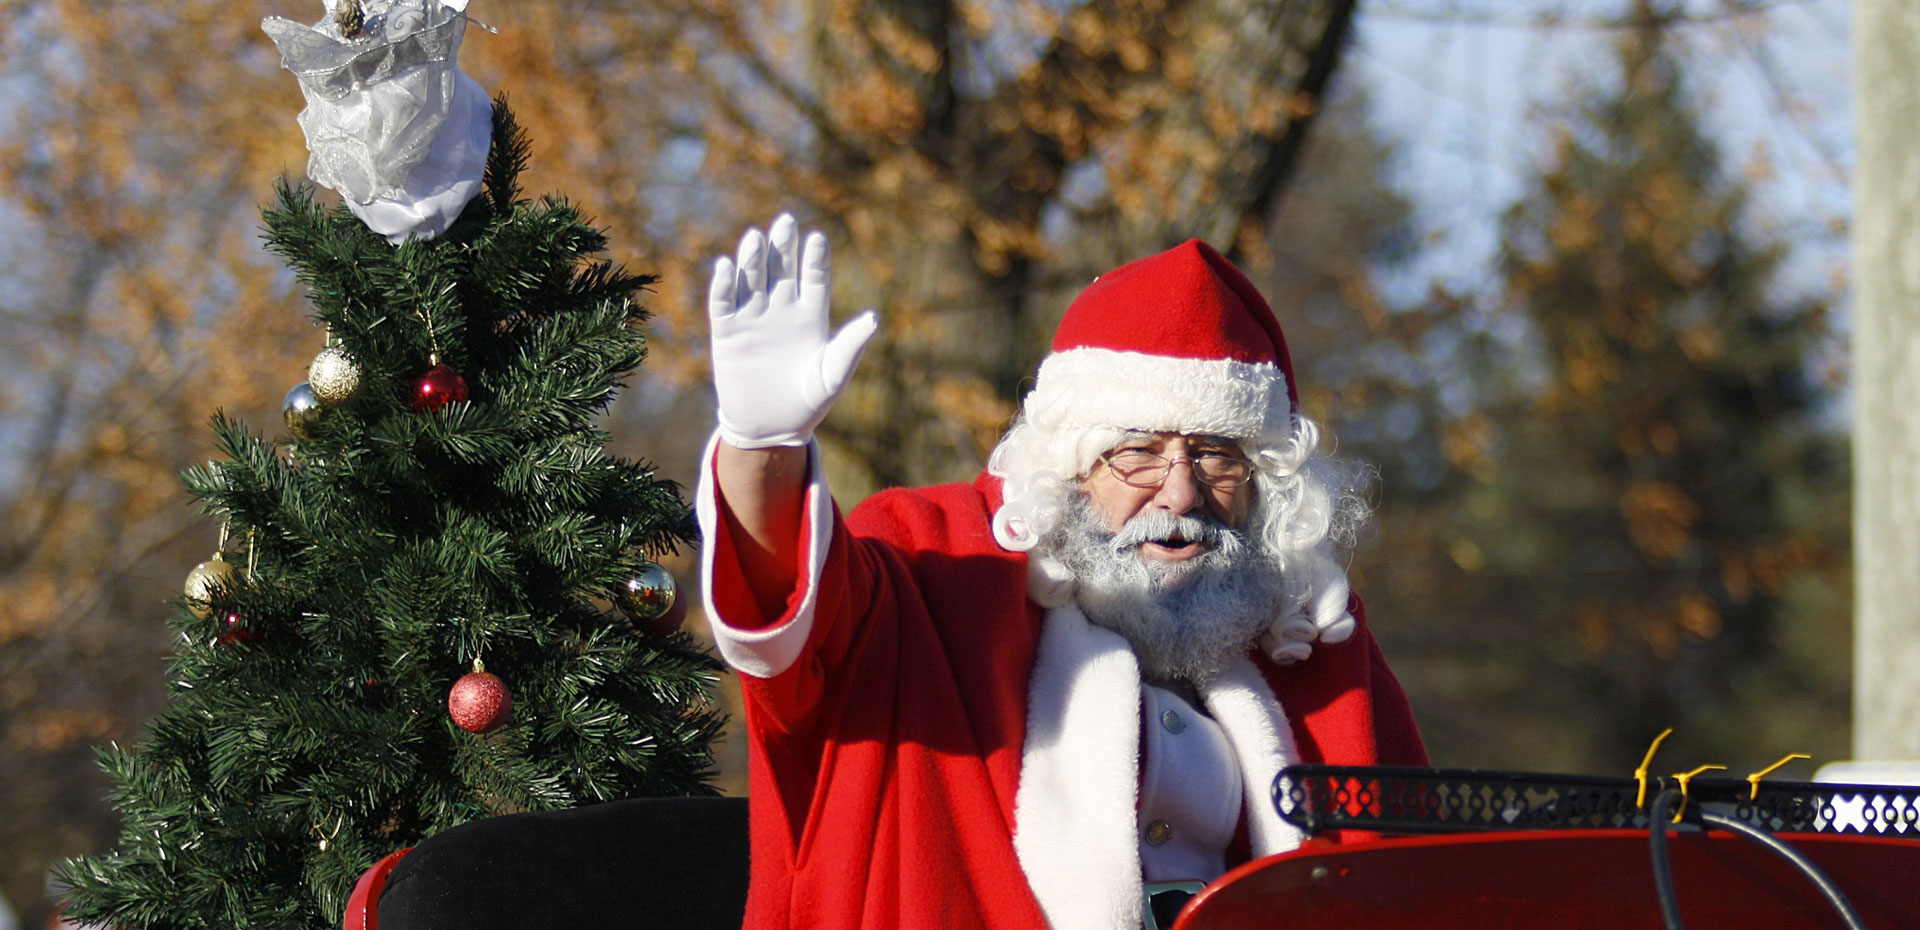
<box><xmin>312</xmin><ymin>813</ymin><xmax>345</xmax><ymax>852</ymax></box>
<box><xmin>413</xmin><ymin>284</ymin><xmax>443</xmax><ymax>366</ymax></box>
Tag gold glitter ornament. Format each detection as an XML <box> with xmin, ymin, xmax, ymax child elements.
<box><xmin>333</xmin><ymin>0</ymin><xmax>364</xmax><ymax>39</ymax></box>
<box><xmin>308</xmin><ymin>344</ymin><xmax>363</xmax><ymax>406</ymax></box>
<box><xmin>184</xmin><ymin>556</ymin><xmax>241</xmax><ymax>619</ymax></box>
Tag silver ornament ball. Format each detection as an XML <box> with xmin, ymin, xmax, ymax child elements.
<box><xmin>308</xmin><ymin>345</ymin><xmax>363</xmax><ymax>406</ymax></box>
<box><xmin>614</xmin><ymin>562</ymin><xmax>678</xmax><ymax>622</ymax></box>
<box><xmin>284</xmin><ymin>381</ymin><xmax>325</xmax><ymax>439</ymax></box>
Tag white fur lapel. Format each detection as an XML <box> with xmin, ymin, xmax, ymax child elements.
<box><xmin>1012</xmin><ymin>608</ymin><xmax>1306</xmax><ymax>929</ymax></box>
<box><xmin>1013</xmin><ymin>605</ymin><xmax>1144</xmax><ymax>930</ymax></box>
<box><xmin>1199</xmin><ymin>656</ymin><xmax>1305</xmax><ymax>856</ymax></box>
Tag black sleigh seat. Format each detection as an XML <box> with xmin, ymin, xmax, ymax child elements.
<box><xmin>360</xmin><ymin>796</ymin><xmax>750</xmax><ymax>930</ymax></box>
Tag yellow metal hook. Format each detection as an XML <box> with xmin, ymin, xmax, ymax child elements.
<box><xmin>1636</xmin><ymin>728</ymin><xmax>1675</xmax><ymax>811</ymax></box>
<box><xmin>1670</xmin><ymin>764</ymin><xmax>1728</xmax><ymax>822</ymax></box>
<box><xmin>1747</xmin><ymin>753</ymin><xmax>1812</xmax><ymax>801</ymax></box>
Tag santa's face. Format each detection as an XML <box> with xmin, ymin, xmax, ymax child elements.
<box><xmin>1081</xmin><ymin>432</ymin><xmax>1253</xmax><ymax>565</ymax></box>
<box><xmin>1049</xmin><ymin>443</ymin><xmax>1280</xmax><ymax>684</ymax></box>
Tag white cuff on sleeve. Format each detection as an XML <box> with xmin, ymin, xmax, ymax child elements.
<box><xmin>695</xmin><ymin>431</ymin><xmax>833</xmax><ymax>679</ymax></box>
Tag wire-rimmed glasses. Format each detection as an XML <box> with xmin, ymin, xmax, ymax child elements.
<box><xmin>1097</xmin><ymin>448</ymin><xmax>1254</xmax><ymax>488</ymax></box>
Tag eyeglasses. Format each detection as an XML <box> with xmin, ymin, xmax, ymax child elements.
<box><xmin>1098</xmin><ymin>448</ymin><xmax>1255</xmax><ymax>489</ymax></box>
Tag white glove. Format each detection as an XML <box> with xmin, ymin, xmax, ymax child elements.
<box><xmin>708</xmin><ymin>214</ymin><xmax>878</xmax><ymax>449</ymax></box>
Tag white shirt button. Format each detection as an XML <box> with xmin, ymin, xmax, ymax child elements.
<box><xmin>1145</xmin><ymin>820</ymin><xmax>1173</xmax><ymax>846</ymax></box>
<box><xmin>1161</xmin><ymin>709</ymin><xmax>1186</xmax><ymax>733</ymax></box>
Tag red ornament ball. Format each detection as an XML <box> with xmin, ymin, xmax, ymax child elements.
<box><xmin>448</xmin><ymin>669</ymin><xmax>512</xmax><ymax>733</ymax></box>
<box><xmin>411</xmin><ymin>364</ymin><xmax>469</xmax><ymax>412</ymax></box>
<box><xmin>216</xmin><ymin>610</ymin><xmax>260</xmax><ymax>646</ymax></box>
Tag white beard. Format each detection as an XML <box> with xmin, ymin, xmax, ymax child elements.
<box><xmin>1043</xmin><ymin>494</ymin><xmax>1285</xmax><ymax>686</ymax></box>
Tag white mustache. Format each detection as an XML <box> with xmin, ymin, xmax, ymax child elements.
<box><xmin>1108</xmin><ymin>510</ymin><xmax>1232</xmax><ymax>551</ymax></box>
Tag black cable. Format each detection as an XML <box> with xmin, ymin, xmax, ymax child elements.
<box><xmin>1648</xmin><ymin>789</ymin><xmax>1686</xmax><ymax>930</ymax></box>
<box><xmin>1647</xmin><ymin>787</ymin><xmax>1869</xmax><ymax>930</ymax></box>
<box><xmin>1698</xmin><ymin>810</ymin><xmax>1869</xmax><ymax>930</ymax></box>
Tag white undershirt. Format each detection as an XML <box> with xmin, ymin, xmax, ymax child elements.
<box><xmin>1137</xmin><ymin>683</ymin><xmax>1242</xmax><ymax>883</ymax></box>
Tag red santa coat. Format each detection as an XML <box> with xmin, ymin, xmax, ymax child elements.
<box><xmin>697</xmin><ymin>447</ymin><xmax>1427</xmax><ymax>930</ymax></box>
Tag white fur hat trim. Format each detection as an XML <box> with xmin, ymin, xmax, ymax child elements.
<box><xmin>1026</xmin><ymin>347</ymin><xmax>1290</xmax><ymax>439</ymax></box>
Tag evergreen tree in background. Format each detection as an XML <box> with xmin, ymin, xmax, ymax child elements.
<box><xmin>1449</xmin><ymin>12</ymin><xmax>1849</xmax><ymax>767</ymax></box>
<box><xmin>55</xmin><ymin>101</ymin><xmax>721</xmax><ymax>930</ymax></box>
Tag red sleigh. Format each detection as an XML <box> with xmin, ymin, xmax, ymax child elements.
<box><xmin>1174</xmin><ymin>765</ymin><xmax>1920</xmax><ymax>930</ymax></box>
<box><xmin>341</xmin><ymin>767</ymin><xmax>1920</xmax><ymax>929</ymax></box>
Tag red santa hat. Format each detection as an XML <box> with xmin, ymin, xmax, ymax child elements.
<box><xmin>1023</xmin><ymin>239</ymin><xmax>1298</xmax><ymax>440</ymax></box>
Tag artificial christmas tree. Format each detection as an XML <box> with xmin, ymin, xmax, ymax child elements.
<box><xmin>56</xmin><ymin>3</ymin><xmax>721</xmax><ymax>927</ymax></box>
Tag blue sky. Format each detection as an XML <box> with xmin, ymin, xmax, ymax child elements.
<box><xmin>1348</xmin><ymin>0</ymin><xmax>1851</xmax><ymax>308</ymax></box>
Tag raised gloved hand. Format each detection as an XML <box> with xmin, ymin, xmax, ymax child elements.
<box><xmin>708</xmin><ymin>214</ymin><xmax>878</xmax><ymax>449</ymax></box>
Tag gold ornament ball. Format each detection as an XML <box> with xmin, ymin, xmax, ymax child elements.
<box><xmin>184</xmin><ymin>558</ymin><xmax>241</xmax><ymax>618</ymax></box>
<box><xmin>284</xmin><ymin>381</ymin><xmax>325</xmax><ymax>439</ymax></box>
<box><xmin>308</xmin><ymin>345</ymin><xmax>363</xmax><ymax>406</ymax></box>
<box><xmin>614</xmin><ymin>562</ymin><xmax>678</xmax><ymax>623</ymax></box>
<box><xmin>333</xmin><ymin>0</ymin><xmax>365</xmax><ymax>38</ymax></box>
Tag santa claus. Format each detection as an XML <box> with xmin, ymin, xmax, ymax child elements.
<box><xmin>701</xmin><ymin>215</ymin><xmax>1427</xmax><ymax>930</ymax></box>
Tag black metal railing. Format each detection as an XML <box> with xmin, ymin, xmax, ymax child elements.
<box><xmin>1275</xmin><ymin>765</ymin><xmax>1920</xmax><ymax>838</ymax></box>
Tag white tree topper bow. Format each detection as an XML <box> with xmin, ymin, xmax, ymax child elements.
<box><xmin>262</xmin><ymin>0</ymin><xmax>489</xmax><ymax>242</ymax></box>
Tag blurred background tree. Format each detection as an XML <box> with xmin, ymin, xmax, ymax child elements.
<box><xmin>1322</xmin><ymin>5</ymin><xmax>1848</xmax><ymax>773</ymax></box>
<box><xmin>0</xmin><ymin>0</ymin><xmax>1854</xmax><ymax>921</ymax></box>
